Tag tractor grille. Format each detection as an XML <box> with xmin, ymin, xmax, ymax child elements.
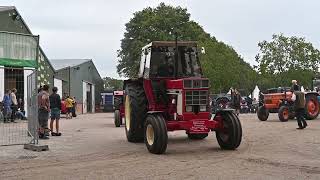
<box><xmin>184</xmin><ymin>79</ymin><xmax>209</xmax><ymax>89</ymax></box>
<box><xmin>185</xmin><ymin>90</ymin><xmax>208</xmax><ymax>105</ymax></box>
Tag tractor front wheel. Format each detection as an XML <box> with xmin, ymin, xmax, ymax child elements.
<box><xmin>216</xmin><ymin>111</ymin><xmax>242</xmax><ymax>150</ymax></box>
<box><xmin>278</xmin><ymin>106</ymin><xmax>289</xmax><ymax>122</ymax></box>
<box><xmin>144</xmin><ymin>114</ymin><xmax>168</xmax><ymax>154</ymax></box>
<box><xmin>114</xmin><ymin>110</ymin><xmax>121</xmax><ymax>127</ymax></box>
<box><xmin>187</xmin><ymin>133</ymin><xmax>208</xmax><ymax>140</ymax></box>
<box><xmin>257</xmin><ymin>106</ymin><xmax>269</xmax><ymax>121</ymax></box>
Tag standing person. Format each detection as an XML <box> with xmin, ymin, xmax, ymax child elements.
<box><xmin>38</xmin><ymin>85</ymin><xmax>50</xmax><ymax>139</ymax></box>
<box><xmin>49</xmin><ymin>87</ymin><xmax>62</xmax><ymax>136</ymax></box>
<box><xmin>291</xmin><ymin>82</ymin><xmax>307</xmax><ymax>129</ymax></box>
<box><xmin>291</xmin><ymin>80</ymin><xmax>300</xmax><ymax>91</ymax></box>
<box><xmin>234</xmin><ymin>89</ymin><xmax>241</xmax><ymax>116</ymax></box>
<box><xmin>65</xmin><ymin>96</ymin><xmax>74</xmax><ymax>119</ymax></box>
<box><xmin>10</xmin><ymin>88</ymin><xmax>18</xmax><ymax>122</ymax></box>
<box><xmin>2</xmin><ymin>89</ymin><xmax>12</xmax><ymax>123</ymax></box>
<box><xmin>72</xmin><ymin>96</ymin><xmax>77</xmax><ymax>117</ymax></box>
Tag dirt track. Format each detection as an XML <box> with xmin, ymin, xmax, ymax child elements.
<box><xmin>0</xmin><ymin>113</ymin><xmax>319</xmax><ymax>180</ymax></box>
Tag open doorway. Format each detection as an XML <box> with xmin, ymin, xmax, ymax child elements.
<box><xmin>4</xmin><ymin>67</ymin><xmax>24</xmax><ymax>100</ymax></box>
<box><xmin>86</xmin><ymin>84</ymin><xmax>92</xmax><ymax>113</ymax></box>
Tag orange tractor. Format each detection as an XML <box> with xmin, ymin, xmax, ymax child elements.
<box><xmin>257</xmin><ymin>87</ymin><xmax>319</xmax><ymax>122</ymax></box>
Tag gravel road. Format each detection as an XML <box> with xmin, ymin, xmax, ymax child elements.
<box><xmin>0</xmin><ymin>113</ymin><xmax>319</xmax><ymax>180</ymax></box>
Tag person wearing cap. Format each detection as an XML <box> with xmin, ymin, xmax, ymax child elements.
<box><xmin>291</xmin><ymin>80</ymin><xmax>300</xmax><ymax>91</ymax></box>
<box><xmin>291</xmin><ymin>80</ymin><xmax>307</xmax><ymax>129</ymax></box>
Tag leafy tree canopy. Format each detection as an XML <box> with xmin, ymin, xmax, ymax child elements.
<box><xmin>117</xmin><ymin>3</ymin><xmax>257</xmax><ymax>94</ymax></box>
<box><xmin>103</xmin><ymin>77</ymin><xmax>123</xmax><ymax>91</ymax></box>
<box><xmin>256</xmin><ymin>34</ymin><xmax>320</xmax><ymax>89</ymax></box>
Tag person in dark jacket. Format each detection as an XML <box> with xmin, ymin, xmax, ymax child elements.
<box><xmin>233</xmin><ymin>89</ymin><xmax>241</xmax><ymax>115</ymax></box>
<box><xmin>292</xmin><ymin>83</ymin><xmax>307</xmax><ymax>129</ymax></box>
<box><xmin>2</xmin><ymin>89</ymin><xmax>12</xmax><ymax>123</ymax></box>
<box><xmin>49</xmin><ymin>87</ymin><xmax>62</xmax><ymax>136</ymax></box>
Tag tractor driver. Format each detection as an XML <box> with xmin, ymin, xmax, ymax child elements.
<box><xmin>157</xmin><ymin>54</ymin><xmax>174</xmax><ymax>77</ymax></box>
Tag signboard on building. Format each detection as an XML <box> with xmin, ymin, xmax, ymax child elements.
<box><xmin>0</xmin><ymin>31</ymin><xmax>38</xmax><ymax>68</ymax></box>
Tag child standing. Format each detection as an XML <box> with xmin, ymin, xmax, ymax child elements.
<box><xmin>65</xmin><ymin>96</ymin><xmax>74</xmax><ymax>119</ymax></box>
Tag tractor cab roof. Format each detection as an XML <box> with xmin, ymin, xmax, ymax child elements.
<box><xmin>142</xmin><ymin>41</ymin><xmax>198</xmax><ymax>50</ymax></box>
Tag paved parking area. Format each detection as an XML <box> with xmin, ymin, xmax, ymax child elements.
<box><xmin>0</xmin><ymin>113</ymin><xmax>319</xmax><ymax>179</ymax></box>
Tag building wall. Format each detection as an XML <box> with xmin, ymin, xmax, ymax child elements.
<box><xmin>53</xmin><ymin>67</ymin><xmax>70</xmax><ymax>97</ymax></box>
<box><xmin>70</xmin><ymin>61</ymin><xmax>103</xmax><ymax>113</ymax></box>
<box><xmin>38</xmin><ymin>50</ymin><xmax>54</xmax><ymax>89</ymax></box>
<box><xmin>0</xmin><ymin>8</ymin><xmax>54</xmax><ymax>89</ymax></box>
<box><xmin>0</xmin><ymin>9</ymin><xmax>29</xmax><ymax>34</ymax></box>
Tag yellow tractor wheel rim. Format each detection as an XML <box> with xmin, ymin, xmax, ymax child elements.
<box><xmin>125</xmin><ymin>95</ymin><xmax>131</xmax><ymax>131</ymax></box>
<box><xmin>146</xmin><ymin>124</ymin><xmax>154</xmax><ymax>146</ymax></box>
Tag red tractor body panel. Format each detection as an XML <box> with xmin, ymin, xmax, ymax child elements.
<box><xmin>142</xmin><ymin>77</ymin><xmax>214</xmax><ymax>133</ymax></box>
<box><xmin>263</xmin><ymin>92</ymin><xmax>293</xmax><ymax>109</ymax></box>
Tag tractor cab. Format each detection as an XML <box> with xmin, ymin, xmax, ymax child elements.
<box><xmin>138</xmin><ymin>41</ymin><xmax>209</xmax><ymax>117</ymax></box>
<box><xmin>138</xmin><ymin>41</ymin><xmax>202</xmax><ymax>79</ymax></box>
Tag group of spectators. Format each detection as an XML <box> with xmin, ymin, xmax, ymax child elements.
<box><xmin>1</xmin><ymin>88</ymin><xmax>27</xmax><ymax>123</ymax></box>
<box><xmin>37</xmin><ymin>85</ymin><xmax>77</xmax><ymax>139</ymax></box>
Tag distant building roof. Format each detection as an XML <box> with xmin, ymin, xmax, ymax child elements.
<box><xmin>0</xmin><ymin>6</ymin><xmax>15</xmax><ymax>12</ymax></box>
<box><xmin>50</xmin><ymin>59</ymin><xmax>91</xmax><ymax>70</ymax></box>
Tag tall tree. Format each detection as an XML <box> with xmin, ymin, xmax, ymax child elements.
<box><xmin>117</xmin><ymin>3</ymin><xmax>257</xmax><ymax>94</ymax></box>
<box><xmin>256</xmin><ymin>34</ymin><xmax>320</xmax><ymax>89</ymax></box>
<box><xmin>103</xmin><ymin>77</ymin><xmax>123</xmax><ymax>90</ymax></box>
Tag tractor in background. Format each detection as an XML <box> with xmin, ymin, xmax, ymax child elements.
<box><xmin>257</xmin><ymin>87</ymin><xmax>319</xmax><ymax>122</ymax></box>
<box><xmin>113</xmin><ymin>90</ymin><xmax>125</xmax><ymax>127</ymax></box>
<box><xmin>123</xmin><ymin>41</ymin><xmax>242</xmax><ymax>154</ymax></box>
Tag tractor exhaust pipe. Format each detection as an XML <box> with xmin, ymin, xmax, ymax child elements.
<box><xmin>174</xmin><ymin>32</ymin><xmax>179</xmax><ymax>78</ymax></box>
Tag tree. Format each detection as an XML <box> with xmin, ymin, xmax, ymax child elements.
<box><xmin>103</xmin><ymin>77</ymin><xmax>123</xmax><ymax>90</ymax></box>
<box><xmin>117</xmin><ymin>3</ymin><xmax>257</xmax><ymax>94</ymax></box>
<box><xmin>256</xmin><ymin>34</ymin><xmax>320</xmax><ymax>89</ymax></box>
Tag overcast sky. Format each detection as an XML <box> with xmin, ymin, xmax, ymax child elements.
<box><xmin>2</xmin><ymin>0</ymin><xmax>320</xmax><ymax>78</ymax></box>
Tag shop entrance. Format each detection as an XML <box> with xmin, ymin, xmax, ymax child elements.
<box><xmin>4</xmin><ymin>67</ymin><xmax>24</xmax><ymax>100</ymax></box>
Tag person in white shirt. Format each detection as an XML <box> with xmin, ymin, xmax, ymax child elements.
<box><xmin>10</xmin><ymin>88</ymin><xmax>18</xmax><ymax>122</ymax></box>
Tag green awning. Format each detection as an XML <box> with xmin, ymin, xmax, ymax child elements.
<box><xmin>0</xmin><ymin>58</ymin><xmax>37</xmax><ymax>67</ymax></box>
<box><xmin>0</xmin><ymin>31</ymin><xmax>38</xmax><ymax>68</ymax></box>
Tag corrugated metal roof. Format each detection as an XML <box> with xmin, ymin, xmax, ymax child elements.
<box><xmin>50</xmin><ymin>59</ymin><xmax>91</xmax><ymax>70</ymax></box>
<box><xmin>0</xmin><ymin>6</ymin><xmax>15</xmax><ymax>12</ymax></box>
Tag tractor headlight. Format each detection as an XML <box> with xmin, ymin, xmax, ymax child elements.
<box><xmin>186</xmin><ymin>106</ymin><xmax>193</xmax><ymax>112</ymax></box>
<box><xmin>200</xmin><ymin>105</ymin><xmax>207</xmax><ymax>112</ymax></box>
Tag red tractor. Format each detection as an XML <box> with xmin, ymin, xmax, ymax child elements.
<box><xmin>257</xmin><ymin>87</ymin><xmax>319</xmax><ymax>122</ymax></box>
<box><xmin>114</xmin><ymin>91</ymin><xmax>125</xmax><ymax>127</ymax></box>
<box><xmin>123</xmin><ymin>41</ymin><xmax>242</xmax><ymax>154</ymax></box>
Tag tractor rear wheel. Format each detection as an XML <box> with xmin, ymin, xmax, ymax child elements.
<box><xmin>144</xmin><ymin>114</ymin><xmax>168</xmax><ymax>154</ymax></box>
<box><xmin>216</xmin><ymin>111</ymin><xmax>242</xmax><ymax>150</ymax></box>
<box><xmin>257</xmin><ymin>106</ymin><xmax>269</xmax><ymax>121</ymax></box>
<box><xmin>278</xmin><ymin>106</ymin><xmax>289</xmax><ymax>122</ymax></box>
<box><xmin>114</xmin><ymin>110</ymin><xmax>121</xmax><ymax>127</ymax></box>
<box><xmin>187</xmin><ymin>133</ymin><xmax>208</xmax><ymax>140</ymax></box>
<box><xmin>305</xmin><ymin>94</ymin><xmax>319</xmax><ymax>120</ymax></box>
<box><xmin>124</xmin><ymin>83</ymin><xmax>147</xmax><ymax>142</ymax></box>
